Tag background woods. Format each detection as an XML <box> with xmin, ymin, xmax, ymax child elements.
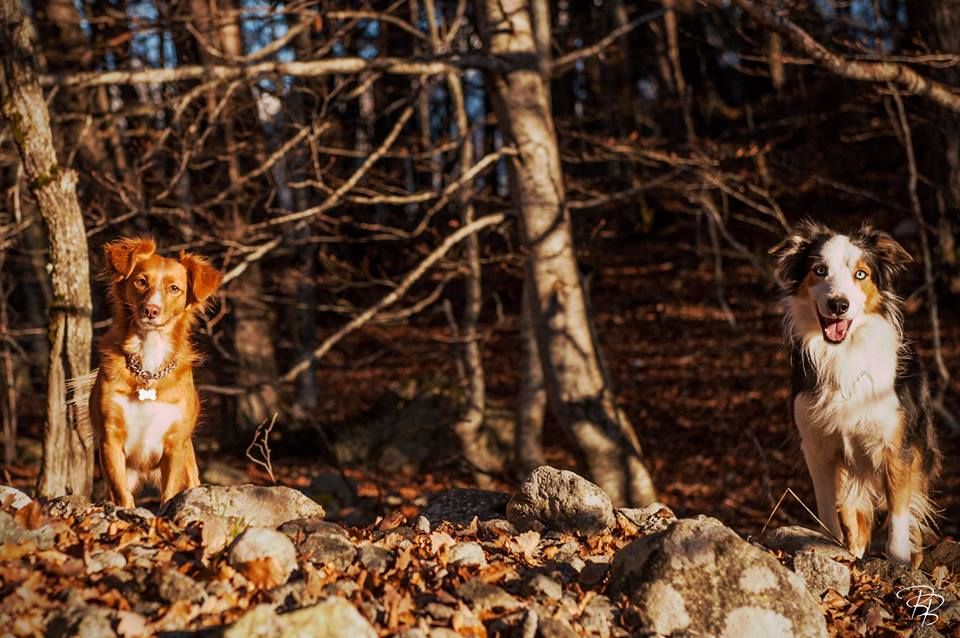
<box><xmin>1</xmin><ymin>0</ymin><xmax>960</xmax><ymax>533</ymax></box>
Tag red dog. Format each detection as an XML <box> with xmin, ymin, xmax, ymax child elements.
<box><xmin>89</xmin><ymin>237</ymin><xmax>221</xmax><ymax>507</ymax></box>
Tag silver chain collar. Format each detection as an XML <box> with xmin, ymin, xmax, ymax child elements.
<box><xmin>125</xmin><ymin>353</ymin><xmax>178</xmax><ymax>386</ymax></box>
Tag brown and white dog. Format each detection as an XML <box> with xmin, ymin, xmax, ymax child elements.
<box><xmin>88</xmin><ymin>237</ymin><xmax>222</xmax><ymax>507</ymax></box>
<box><xmin>772</xmin><ymin>222</ymin><xmax>941</xmax><ymax>566</ymax></box>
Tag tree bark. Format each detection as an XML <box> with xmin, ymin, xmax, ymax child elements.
<box><xmin>1</xmin><ymin>0</ymin><xmax>94</xmax><ymax>497</ymax></box>
<box><xmin>480</xmin><ymin>0</ymin><xmax>657</xmax><ymax>506</ymax></box>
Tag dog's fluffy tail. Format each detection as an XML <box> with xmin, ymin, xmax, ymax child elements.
<box><xmin>66</xmin><ymin>370</ymin><xmax>98</xmax><ymax>444</ymax></box>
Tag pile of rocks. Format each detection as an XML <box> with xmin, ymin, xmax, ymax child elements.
<box><xmin>0</xmin><ymin>467</ymin><xmax>957</xmax><ymax>637</ymax></box>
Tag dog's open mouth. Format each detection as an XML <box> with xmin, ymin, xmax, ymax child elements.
<box><xmin>818</xmin><ymin>314</ymin><xmax>852</xmax><ymax>343</ymax></box>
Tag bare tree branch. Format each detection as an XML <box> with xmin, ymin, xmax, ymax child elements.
<box><xmin>732</xmin><ymin>0</ymin><xmax>960</xmax><ymax>113</ymax></box>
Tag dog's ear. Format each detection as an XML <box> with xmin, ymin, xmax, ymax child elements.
<box><xmin>858</xmin><ymin>225</ymin><xmax>913</xmax><ymax>286</ymax></box>
<box><xmin>180</xmin><ymin>252</ymin><xmax>223</xmax><ymax>306</ymax></box>
<box><xmin>103</xmin><ymin>237</ymin><xmax>156</xmax><ymax>282</ymax></box>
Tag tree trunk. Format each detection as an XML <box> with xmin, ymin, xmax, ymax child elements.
<box><xmin>480</xmin><ymin>0</ymin><xmax>657</xmax><ymax>507</ymax></box>
<box><xmin>515</xmin><ymin>274</ymin><xmax>547</xmax><ymax>475</ymax></box>
<box><xmin>1</xmin><ymin>0</ymin><xmax>94</xmax><ymax>497</ymax></box>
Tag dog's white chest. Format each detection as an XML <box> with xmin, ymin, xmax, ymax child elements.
<box><xmin>113</xmin><ymin>394</ymin><xmax>181</xmax><ymax>467</ymax></box>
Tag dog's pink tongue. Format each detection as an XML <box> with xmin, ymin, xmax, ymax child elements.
<box><xmin>824</xmin><ymin>318</ymin><xmax>851</xmax><ymax>343</ymax></box>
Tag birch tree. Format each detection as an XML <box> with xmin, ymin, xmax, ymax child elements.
<box><xmin>480</xmin><ymin>0</ymin><xmax>657</xmax><ymax>506</ymax></box>
<box><xmin>0</xmin><ymin>0</ymin><xmax>93</xmax><ymax>497</ymax></box>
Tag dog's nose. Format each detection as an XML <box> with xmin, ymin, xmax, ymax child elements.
<box><xmin>827</xmin><ymin>297</ymin><xmax>849</xmax><ymax>316</ymax></box>
<box><xmin>142</xmin><ymin>304</ymin><xmax>161</xmax><ymax>320</ymax></box>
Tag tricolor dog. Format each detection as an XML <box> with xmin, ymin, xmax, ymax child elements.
<box><xmin>771</xmin><ymin>222</ymin><xmax>941</xmax><ymax>566</ymax></box>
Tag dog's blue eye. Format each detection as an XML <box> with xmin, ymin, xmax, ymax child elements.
<box><xmin>855</xmin><ymin>270</ymin><xmax>868</xmax><ymax>280</ymax></box>
<box><xmin>814</xmin><ymin>265</ymin><xmax>827</xmax><ymax>277</ymax></box>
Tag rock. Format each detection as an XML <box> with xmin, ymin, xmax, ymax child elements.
<box><xmin>414</xmin><ymin>516</ymin><xmax>431</xmax><ymax>534</ymax></box>
<box><xmin>86</xmin><ymin>550</ymin><xmax>127</xmax><ymax>574</ymax></box>
<box><xmin>46</xmin><ymin>606</ymin><xmax>116</xmax><ymax>638</ymax></box>
<box><xmin>422</xmin><ymin>488</ymin><xmax>510</xmax><ymax>525</ymax></box>
<box><xmin>862</xmin><ymin>558</ymin><xmax>931</xmax><ymax>588</ymax></box>
<box><xmin>228</xmin><ymin>527</ymin><xmax>298</xmax><ymax>587</ymax></box>
<box><xmin>615</xmin><ymin>503</ymin><xmax>676</xmax><ymax>535</ymax></box>
<box><xmin>611</xmin><ymin>516</ymin><xmax>827</xmax><ymax>637</ymax></box>
<box><xmin>537</xmin><ymin>617</ymin><xmax>579</xmax><ymax>638</ymax></box>
<box><xmin>156</xmin><ymin>569</ymin><xmax>206</xmax><ymax>604</ymax></box>
<box><xmin>524</xmin><ymin>574</ymin><xmax>563</xmax><ymax>600</ymax></box>
<box><xmin>927</xmin><ymin>539</ymin><xmax>960</xmax><ymax>572</ymax></box>
<box><xmin>792</xmin><ymin>549</ymin><xmax>851</xmax><ymax>597</ymax></box>
<box><xmin>159</xmin><ymin>484</ymin><xmax>324</xmax><ymax>530</ymax></box>
<box><xmin>479</xmin><ymin>518</ymin><xmax>517</xmax><ymax>539</ymax></box>
<box><xmin>760</xmin><ymin>525</ymin><xmax>852</xmax><ymax>561</ymax></box>
<box><xmin>300</xmin><ymin>531</ymin><xmax>356</xmax><ymax>571</ymax></box>
<box><xmin>456</xmin><ymin>578</ymin><xmax>520</xmax><ymax>612</ymax></box>
<box><xmin>226</xmin><ymin>598</ymin><xmax>377</xmax><ymax>638</ymax></box>
<box><xmin>279</xmin><ymin>518</ymin><xmax>348</xmax><ymax>540</ymax></box>
<box><xmin>43</xmin><ymin>494</ymin><xmax>91</xmax><ymax>519</ymax></box>
<box><xmin>580</xmin><ymin>595</ymin><xmax>616</xmax><ymax>638</ymax></box>
<box><xmin>202</xmin><ymin>459</ymin><xmax>249</xmax><ymax>486</ymax></box>
<box><xmin>358</xmin><ymin>543</ymin><xmax>393</xmax><ymax>574</ymax></box>
<box><xmin>579</xmin><ymin>557</ymin><xmax>610</xmax><ymax>588</ymax></box>
<box><xmin>448</xmin><ymin>542</ymin><xmax>487</xmax><ymax>567</ymax></box>
<box><xmin>0</xmin><ymin>485</ymin><xmax>32</xmax><ymax>510</ymax></box>
<box><xmin>425</xmin><ymin>603</ymin><xmax>455</xmax><ymax>620</ymax></box>
<box><xmin>0</xmin><ymin>509</ymin><xmax>25</xmax><ymax>544</ymax></box>
<box><xmin>507</xmin><ymin>467</ymin><xmax>614</xmax><ymax>536</ymax></box>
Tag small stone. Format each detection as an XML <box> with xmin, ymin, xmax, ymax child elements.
<box><xmin>615</xmin><ymin>503</ymin><xmax>676</xmax><ymax>535</ymax></box>
<box><xmin>479</xmin><ymin>518</ymin><xmax>517</xmax><ymax>539</ymax></box>
<box><xmin>358</xmin><ymin>543</ymin><xmax>393</xmax><ymax>574</ymax></box>
<box><xmin>300</xmin><ymin>531</ymin><xmax>356</xmax><ymax>571</ymax></box>
<box><xmin>760</xmin><ymin>525</ymin><xmax>852</xmax><ymax>561</ymax></box>
<box><xmin>156</xmin><ymin>569</ymin><xmax>206</xmax><ymax>604</ymax></box>
<box><xmin>116</xmin><ymin>508</ymin><xmax>155</xmax><ymax>525</ymax></box>
<box><xmin>792</xmin><ymin>549</ymin><xmax>851</xmax><ymax>597</ymax></box>
<box><xmin>415</xmin><ymin>515</ymin><xmax>431</xmax><ymax>534</ymax></box>
<box><xmin>456</xmin><ymin>578</ymin><xmax>520</xmax><ymax>612</ymax></box>
<box><xmin>0</xmin><ymin>510</ymin><xmax>25</xmax><ymax>544</ymax></box>
<box><xmin>279</xmin><ymin>518</ymin><xmax>348</xmax><ymax>539</ymax></box>
<box><xmin>228</xmin><ymin>527</ymin><xmax>298</xmax><ymax>587</ymax></box>
<box><xmin>580</xmin><ymin>595</ymin><xmax>616</xmax><ymax>638</ymax></box>
<box><xmin>579</xmin><ymin>558</ymin><xmax>610</xmax><ymax>587</ymax></box>
<box><xmin>424</xmin><ymin>602</ymin><xmax>455</xmax><ymax>620</ymax></box>
<box><xmin>448</xmin><ymin>542</ymin><xmax>487</xmax><ymax>567</ymax></box>
<box><xmin>283</xmin><ymin>597</ymin><xmax>377</xmax><ymax>638</ymax></box>
<box><xmin>537</xmin><ymin>617</ymin><xmax>579</xmax><ymax>638</ymax></box>
<box><xmin>0</xmin><ymin>485</ymin><xmax>32</xmax><ymax>510</ymax></box>
<box><xmin>524</xmin><ymin>574</ymin><xmax>563</xmax><ymax>600</ymax></box>
<box><xmin>86</xmin><ymin>550</ymin><xmax>127</xmax><ymax>574</ymax></box>
<box><xmin>507</xmin><ymin>466</ymin><xmax>614</xmax><ymax>536</ymax></box>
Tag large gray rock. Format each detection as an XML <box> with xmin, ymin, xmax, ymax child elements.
<box><xmin>159</xmin><ymin>484</ymin><xmax>324</xmax><ymax>530</ymax></box>
<box><xmin>612</xmin><ymin>517</ymin><xmax>828</xmax><ymax>637</ymax></box>
<box><xmin>507</xmin><ymin>466</ymin><xmax>614</xmax><ymax>536</ymax></box>
<box><xmin>225</xmin><ymin>598</ymin><xmax>377</xmax><ymax>638</ymax></box>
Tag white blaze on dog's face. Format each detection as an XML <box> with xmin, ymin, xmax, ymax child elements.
<box><xmin>803</xmin><ymin>235</ymin><xmax>870</xmax><ymax>343</ymax></box>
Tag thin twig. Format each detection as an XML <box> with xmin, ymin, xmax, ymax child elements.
<box><xmin>245</xmin><ymin>413</ymin><xmax>278</xmax><ymax>484</ymax></box>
